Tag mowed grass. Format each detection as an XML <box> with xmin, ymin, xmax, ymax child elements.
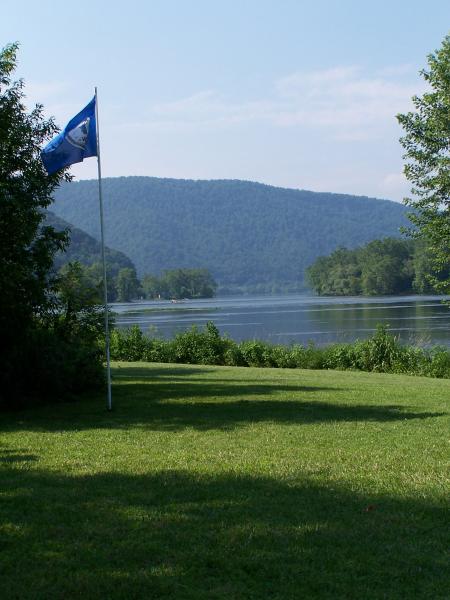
<box><xmin>0</xmin><ymin>363</ymin><xmax>449</xmax><ymax>599</ymax></box>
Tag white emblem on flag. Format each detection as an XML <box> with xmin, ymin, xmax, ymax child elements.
<box><xmin>66</xmin><ymin>117</ymin><xmax>90</xmax><ymax>149</ymax></box>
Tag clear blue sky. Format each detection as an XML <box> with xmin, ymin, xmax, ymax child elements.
<box><xmin>3</xmin><ymin>1</ymin><xmax>449</xmax><ymax>200</ymax></box>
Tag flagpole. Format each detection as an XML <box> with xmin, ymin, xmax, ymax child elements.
<box><xmin>94</xmin><ymin>86</ymin><xmax>112</xmax><ymax>411</ymax></box>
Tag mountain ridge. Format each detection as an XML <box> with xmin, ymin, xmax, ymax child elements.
<box><xmin>51</xmin><ymin>176</ymin><xmax>409</xmax><ymax>288</ymax></box>
<box><xmin>45</xmin><ymin>210</ymin><xmax>135</xmax><ymax>273</ymax></box>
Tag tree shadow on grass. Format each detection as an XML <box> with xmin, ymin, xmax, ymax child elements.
<box><xmin>116</xmin><ymin>366</ymin><xmax>214</xmax><ymax>378</ymax></box>
<box><xmin>0</xmin><ymin>448</ymin><xmax>38</xmax><ymax>463</ymax></box>
<box><xmin>111</xmin><ymin>389</ymin><xmax>445</xmax><ymax>433</ymax></box>
<box><xmin>0</xmin><ymin>468</ymin><xmax>447</xmax><ymax>599</ymax></box>
<box><xmin>0</xmin><ymin>364</ymin><xmax>445</xmax><ymax>433</ymax></box>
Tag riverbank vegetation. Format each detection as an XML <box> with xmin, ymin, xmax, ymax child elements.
<box><xmin>1</xmin><ymin>362</ymin><xmax>448</xmax><ymax>598</ymax></box>
<box><xmin>141</xmin><ymin>268</ymin><xmax>217</xmax><ymax>300</ymax></box>
<box><xmin>56</xmin><ymin>262</ymin><xmax>218</xmax><ymax>303</ymax></box>
<box><xmin>110</xmin><ymin>322</ymin><xmax>450</xmax><ymax>379</ymax></box>
<box><xmin>306</xmin><ymin>238</ymin><xmax>449</xmax><ymax>296</ymax></box>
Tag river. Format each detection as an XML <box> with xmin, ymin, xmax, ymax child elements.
<box><xmin>112</xmin><ymin>294</ymin><xmax>450</xmax><ymax>347</ymax></box>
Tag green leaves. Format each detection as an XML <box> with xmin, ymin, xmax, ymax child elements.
<box><xmin>0</xmin><ymin>43</ymin><xmax>67</xmax><ymax>345</ymax></box>
<box><xmin>116</xmin><ymin>267</ymin><xmax>140</xmax><ymax>302</ymax></box>
<box><xmin>305</xmin><ymin>238</ymin><xmax>436</xmax><ymax>296</ymax></box>
<box><xmin>397</xmin><ymin>34</ymin><xmax>450</xmax><ymax>296</ymax></box>
<box><xmin>142</xmin><ymin>268</ymin><xmax>217</xmax><ymax>300</ymax></box>
<box><xmin>0</xmin><ymin>44</ymin><xmax>103</xmax><ymax>404</ymax></box>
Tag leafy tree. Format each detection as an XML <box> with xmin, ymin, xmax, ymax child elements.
<box><xmin>187</xmin><ymin>268</ymin><xmax>217</xmax><ymax>298</ymax></box>
<box><xmin>306</xmin><ymin>247</ymin><xmax>362</xmax><ymax>296</ymax></box>
<box><xmin>0</xmin><ymin>42</ymin><xmax>69</xmax><ymax>401</ymax></box>
<box><xmin>56</xmin><ymin>262</ymin><xmax>106</xmax><ymax>347</ymax></box>
<box><xmin>411</xmin><ymin>240</ymin><xmax>436</xmax><ymax>294</ymax></box>
<box><xmin>141</xmin><ymin>268</ymin><xmax>217</xmax><ymax>300</ymax></box>
<box><xmin>327</xmin><ymin>248</ymin><xmax>361</xmax><ymax>296</ymax></box>
<box><xmin>0</xmin><ymin>44</ymin><xmax>105</xmax><ymax>406</ymax></box>
<box><xmin>360</xmin><ymin>239</ymin><xmax>414</xmax><ymax>295</ymax></box>
<box><xmin>116</xmin><ymin>267</ymin><xmax>140</xmax><ymax>302</ymax></box>
<box><xmin>305</xmin><ymin>237</ymin><xmax>439</xmax><ymax>297</ymax></box>
<box><xmin>141</xmin><ymin>273</ymin><xmax>167</xmax><ymax>299</ymax></box>
<box><xmin>306</xmin><ymin>256</ymin><xmax>332</xmax><ymax>296</ymax></box>
<box><xmin>58</xmin><ymin>262</ymin><xmax>102</xmax><ymax>318</ymax></box>
<box><xmin>397</xmin><ymin>34</ymin><xmax>450</xmax><ymax>295</ymax></box>
<box><xmin>86</xmin><ymin>261</ymin><xmax>118</xmax><ymax>302</ymax></box>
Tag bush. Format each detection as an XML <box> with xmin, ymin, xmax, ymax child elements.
<box><xmin>238</xmin><ymin>340</ymin><xmax>274</xmax><ymax>367</ymax></box>
<box><xmin>110</xmin><ymin>325</ymin><xmax>151</xmax><ymax>362</ymax></box>
<box><xmin>2</xmin><ymin>318</ymin><xmax>105</xmax><ymax>409</ymax></box>
<box><xmin>392</xmin><ymin>345</ymin><xmax>426</xmax><ymax>375</ymax></box>
<box><xmin>323</xmin><ymin>344</ymin><xmax>356</xmax><ymax>370</ymax></box>
<box><xmin>144</xmin><ymin>338</ymin><xmax>177</xmax><ymax>364</ymax></box>
<box><xmin>351</xmin><ymin>325</ymin><xmax>402</xmax><ymax>372</ymax></box>
<box><xmin>270</xmin><ymin>345</ymin><xmax>299</xmax><ymax>369</ymax></box>
<box><xmin>424</xmin><ymin>347</ymin><xmax>450</xmax><ymax>378</ymax></box>
<box><xmin>223</xmin><ymin>343</ymin><xmax>246</xmax><ymax>367</ymax></box>
<box><xmin>108</xmin><ymin>321</ymin><xmax>450</xmax><ymax>379</ymax></box>
<box><xmin>171</xmin><ymin>321</ymin><xmax>229</xmax><ymax>365</ymax></box>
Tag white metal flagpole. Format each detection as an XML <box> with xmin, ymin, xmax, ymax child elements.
<box><xmin>94</xmin><ymin>86</ymin><xmax>112</xmax><ymax>410</ymax></box>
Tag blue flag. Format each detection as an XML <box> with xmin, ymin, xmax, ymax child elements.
<box><xmin>41</xmin><ymin>97</ymin><xmax>97</xmax><ymax>175</ymax></box>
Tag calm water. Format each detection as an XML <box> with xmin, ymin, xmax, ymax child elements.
<box><xmin>112</xmin><ymin>294</ymin><xmax>450</xmax><ymax>347</ymax></box>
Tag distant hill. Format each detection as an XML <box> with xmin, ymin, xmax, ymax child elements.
<box><xmin>51</xmin><ymin>177</ymin><xmax>410</xmax><ymax>289</ymax></box>
<box><xmin>45</xmin><ymin>210</ymin><xmax>135</xmax><ymax>273</ymax></box>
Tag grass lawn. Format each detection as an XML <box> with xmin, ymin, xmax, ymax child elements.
<box><xmin>0</xmin><ymin>363</ymin><xmax>449</xmax><ymax>599</ymax></box>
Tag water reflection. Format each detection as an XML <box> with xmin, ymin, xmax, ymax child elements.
<box><xmin>113</xmin><ymin>294</ymin><xmax>450</xmax><ymax>347</ymax></box>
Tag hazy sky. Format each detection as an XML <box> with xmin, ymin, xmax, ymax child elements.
<box><xmin>3</xmin><ymin>1</ymin><xmax>449</xmax><ymax>200</ymax></box>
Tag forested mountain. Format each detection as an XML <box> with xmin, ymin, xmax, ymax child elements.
<box><xmin>45</xmin><ymin>211</ymin><xmax>140</xmax><ymax>302</ymax></box>
<box><xmin>45</xmin><ymin>210</ymin><xmax>135</xmax><ymax>273</ymax></box>
<box><xmin>51</xmin><ymin>177</ymin><xmax>410</xmax><ymax>290</ymax></box>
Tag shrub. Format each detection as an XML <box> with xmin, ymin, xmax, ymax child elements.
<box><xmin>270</xmin><ymin>345</ymin><xmax>299</xmax><ymax>369</ymax></box>
<box><xmin>110</xmin><ymin>325</ymin><xmax>151</xmax><ymax>362</ymax></box>
<box><xmin>391</xmin><ymin>345</ymin><xmax>426</xmax><ymax>375</ymax></box>
<box><xmin>108</xmin><ymin>322</ymin><xmax>450</xmax><ymax>379</ymax></box>
<box><xmin>144</xmin><ymin>338</ymin><xmax>177</xmax><ymax>364</ymax></box>
<box><xmin>323</xmin><ymin>344</ymin><xmax>356</xmax><ymax>370</ymax></box>
<box><xmin>3</xmin><ymin>317</ymin><xmax>105</xmax><ymax>409</ymax></box>
<box><xmin>238</xmin><ymin>340</ymin><xmax>274</xmax><ymax>367</ymax></box>
<box><xmin>171</xmin><ymin>321</ymin><xmax>229</xmax><ymax>365</ymax></box>
<box><xmin>424</xmin><ymin>347</ymin><xmax>450</xmax><ymax>378</ymax></box>
<box><xmin>288</xmin><ymin>345</ymin><xmax>309</xmax><ymax>368</ymax></box>
<box><xmin>302</xmin><ymin>342</ymin><xmax>328</xmax><ymax>370</ymax></box>
<box><xmin>352</xmin><ymin>325</ymin><xmax>402</xmax><ymax>372</ymax></box>
<box><xmin>223</xmin><ymin>343</ymin><xmax>246</xmax><ymax>367</ymax></box>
